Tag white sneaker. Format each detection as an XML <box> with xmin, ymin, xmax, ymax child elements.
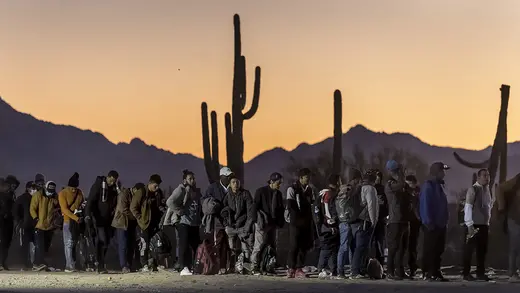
<box><xmin>318</xmin><ymin>269</ymin><xmax>329</xmax><ymax>279</ymax></box>
<box><xmin>180</xmin><ymin>267</ymin><xmax>193</xmax><ymax>276</ymax></box>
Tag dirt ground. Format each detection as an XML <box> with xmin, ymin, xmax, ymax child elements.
<box><xmin>0</xmin><ymin>269</ymin><xmax>519</xmax><ymax>293</ymax></box>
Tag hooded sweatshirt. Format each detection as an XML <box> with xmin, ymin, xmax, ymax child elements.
<box><xmin>419</xmin><ymin>176</ymin><xmax>449</xmax><ymax>229</ymax></box>
<box><xmin>86</xmin><ymin>176</ymin><xmax>118</xmax><ymax>227</ymax></box>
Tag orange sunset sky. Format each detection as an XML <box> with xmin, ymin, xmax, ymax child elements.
<box><xmin>1</xmin><ymin>0</ymin><xmax>519</xmax><ymax>162</ymax></box>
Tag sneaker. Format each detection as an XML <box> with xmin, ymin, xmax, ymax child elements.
<box><xmin>335</xmin><ymin>274</ymin><xmax>348</xmax><ymax>280</ymax></box>
<box><xmin>386</xmin><ymin>274</ymin><xmax>403</xmax><ymax>281</ymax></box>
<box><xmin>463</xmin><ymin>274</ymin><xmax>476</xmax><ymax>281</ymax></box>
<box><xmin>286</xmin><ymin>268</ymin><xmax>295</xmax><ymax>279</ymax></box>
<box><xmin>180</xmin><ymin>267</ymin><xmax>193</xmax><ymax>276</ymax></box>
<box><xmin>295</xmin><ymin>268</ymin><xmax>308</xmax><ymax>279</ymax></box>
<box><xmin>318</xmin><ymin>269</ymin><xmax>329</xmax><ymax>279</ymax></box>
<box><xmin>64</xmin><ymin>268</ymin><xmax>77</xmax><ymax>273</ymax></box>
<box><xmin>429</xmin><ymin>275</ymin><xmax>449</xmax><ymax>282</ymax></box>
<box><xmin>32</xmin><ymin>264</ymin><xmax>47</xmax><ymax>272</ymax></box>
<box><xmin>139</xmin><ymin>265</ymin><xmax>151</xmax><ymax>273</ymax></box>
<box><xmin>476</xmin><ymin>275</ymin><xmax>491</xmax><ymax>282</ymax></box>
<box><xmin>85</xmin><ymin>267</ymin><xmax>95</xmax><ymax>272</ymax></box>
<box><xmin>350</xmin><ymin>274</ymin><xmax>366</xmax><ymax>280</ymax></box>
<box><xmin>122</xmin><ymin>267</ymin><xmax>131</xmax><ymax>274</ymax></box>
<box><xmin>509</xmin><ymin>275</ymin><xmax>520</xmax><ymax>283</ymax></box>
<box><xmin>218</xmin><ymin>268</ymin><xmax>227</xmax><ymax>275</ymax></box>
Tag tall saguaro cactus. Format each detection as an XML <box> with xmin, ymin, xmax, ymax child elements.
<box><xmin>332</xmin><ymin>90</ymin><xmax>343</xmax><ymax>174</ymax></box>
<box><xmin>201</xmin><ymin>102</ymin><xmax>220</xmax><ymax>183</ymax></box>
<box><xmin>224</xmin><ymin>14</ymin><xmax>261</xmax><ymax>184</ymax></box>
<box><xmin>200</xmin><ymin>14</ymin><xmax>262</xmax><ymax>184</ymax></box>
<box><xmin>453</xmin><ymin>84</ymin><xmax>510</xmax><ymax>186</ymax></box>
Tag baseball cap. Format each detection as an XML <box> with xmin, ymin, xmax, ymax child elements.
<box><xmin>385</xmin><ymin>160</ymin><xmax>400</xmax><ymax>172</ymax></box>
<box><xmin>268</xmin><ymin>172</ymin><xmax>283</xmax><ymax>183</ymax></box>
<box><xmin>430</xmin><ymin>162</ymin><xmax>450</xmax><ymax>174</ymax></box>
<box><xmin>219</xmin><ymin>167</ymin><xmax>233</xmax><ymax>177</ymax></box>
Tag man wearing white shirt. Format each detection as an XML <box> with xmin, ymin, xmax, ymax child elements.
<box><xmin>462</xmin><ymin>168</ymin><xmax>493</xmax><ymax>281</ymax></box>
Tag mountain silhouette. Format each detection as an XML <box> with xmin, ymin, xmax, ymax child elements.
<box><xmin>1</xmin><ymin>97</ymin><xmax>518</xmax><ymax>194</ymax></box>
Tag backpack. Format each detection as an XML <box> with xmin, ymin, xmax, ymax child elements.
<box><xmin>335</xmin><ymin>184</ymin><xmax>364</xmax><ymax>223</ymax></box>
<box><xmin>150</xmin><ymin>230</ymin><xmax>172</xmax><ymax>257</ymax></box>
<box><xmin>259</xmin><ymin>244</ymin><xmax>277</xmax><ymax>274</ymax></box>
<box><xmin>193</xmin><ymin>239</ymin><xmax>218</xmax><ymax>275</ymax></box>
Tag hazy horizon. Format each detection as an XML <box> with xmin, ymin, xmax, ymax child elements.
<box><xmin>1</xmin><ymin>0</ymin><xmax>519</xmax><ymax>161</ymax></box>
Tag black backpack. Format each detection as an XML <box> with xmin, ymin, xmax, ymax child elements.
<box><xmin>335</xmin><ymin>184</ymin><xmax>364</xmax><ymax>223</ymax></box>
<box><xmin>150</xmin><ymin>230</ymin><xmax>172</xmax><ymax>256</ymax></box>
<box><xmin>259</xmin><ymin>244</ymin><xmax>276</xmax><ymax>274</ymax></box>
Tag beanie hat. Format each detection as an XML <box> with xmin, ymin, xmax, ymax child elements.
<box><xmin>68</xmin><ymin>172</ymin><xmax>80</xmax><ymax>188</ymax></box>
<box><xmin>5</xmin><ymin>175</ymin><xmax>20</xmax><ymax>189</ymax></box>
<box><xmin>35</xmin><ymin>173</ymin><xmax>45</xmax><ymax>185</ymax></box>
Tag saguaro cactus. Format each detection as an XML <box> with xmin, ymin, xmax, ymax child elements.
<box><xmin>453</xmin><ymin>84</ymin><xmax>510</xmax><ymax>186</ymax></box>
<box><xmin>201</xmin><ymin>102</ymin><xmax>220</xmax><ymax>183</ymax></box>
<box><xmin>224</xmin><ymin>14</ymin><xmax>261</xmax><ymax>183</ymax></box>
<box><xmin>332</xmin><ymin>90</ymin><xmax>343</xmax><ymax>175</ymax></box>
<box><xmin>201</xmin><ymin>14</ymin><xmax>262</xmax><ymax>184</ymax></box>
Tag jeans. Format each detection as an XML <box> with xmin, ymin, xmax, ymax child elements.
<box><xmin>63</xmin><ymin>223</ymin><xmax>77</xmax><ymax>270</ymax></box>
<box><xmin>116</xmin><ymin>222</ymin><xmax>137</xmax><ymax>269</ymax></box>
<box><xmin>34</xmin><ymin>229</ymin><xmax>53</xmax><ymax>266</ymax></box>
<box><xmin>337</xmin><ymin>222</ymin><xmax>353</xmax><ymax>276</ymax></box>
<box><xmin>351</xmin><ymin>221</ymin><xmax>373</xmax><ymax>275</ymax></box>
<box><xmin>508</xmin><ymin>219</ymin><xmax>520</xmax><ymax>277</ymax></box>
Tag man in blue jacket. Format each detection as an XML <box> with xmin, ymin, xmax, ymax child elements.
<box><xmin>419</xmin><ymin>162</ymin><xmax>450</xmax><ymax>282</ymax></box>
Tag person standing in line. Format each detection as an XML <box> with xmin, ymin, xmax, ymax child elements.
<box><xmin>167</xmin><ymin>170</ymin><xmax>202</xmax><ymax>276</ymax></box>
<box><xmin>419</xmin><ymin>162</ymin><xmax>450</xmax><ymax>282</ymax></box>
<box><xmin>13</xmin><ymin>181</ymin><xmax>38</xmax><ymax>270</ymax></box>
<box><xmin>496</xmin><ymin>173</ymin><xmax>520</xmax><ymax>282</ymax></box>
<box><xmin>30</xmin><ymin>181</ymin><xmax>60</xmax><ymax>272</ymax></box>
<box><xmin>202</xmin><ymin>167</ymin><xmax>234</xmax><ymax>274</ymax></box>
<box><xmin>286</xmin><ymin>168</ymin><xmax>315</xmax><ymax>279</ymax></box>
<box><xmin>384</xmin><ymin>160</ymin><xmax>411</xmax><ymax>280</ymax></box>
<box><xmin>112</xmin><ymin>184</ymin><xmax>138</xmax><ymax>273</ymax></box>
<box><xmin>85</xmin><ymin>170</ymin><xmax>120</xmax><ymax>274</ymax></box>
<box><xmin>335</xmin><ymin>169</ymin><xmax>362</xmax><ymax>279</ymax></box>
<box><xmin>0</xmin><ymin>178</ymin><xmax>14</xmax><ymax>270</ymax></box>
<box><xmin>373</xmin><ymin>170</ymin><xmax>388</xmax><ymax>269</ymax></box>
<box><xmin>462</xmin><ymin>168</ymin><xmax>492</xmax><ymax>281</ymax></box>
<box><xmin>405</xmin><ymin>175</ymin><xmax>421</xmax><ymax>277</ymax></box>
<box><xmin>130</xmin><ymin>174</ymin><xmax>164</xmax><ymax>272</ymax></box>
<box><xmin>58</xmin><ymin>172</ymin><xmax>84</xmax><ymax>272</ymax></box>
<box><xmin>250</xmin><ymin>173</ymin><xmax>285</xmax><ymax>275</ymax></box>
<box><xmin>221</xmin><ymin>176</ymin><xmax>254</xmax><ymax>274</ymax></box>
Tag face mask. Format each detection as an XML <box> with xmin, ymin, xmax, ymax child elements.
<box><xmin>29</xmin><ymin>189</ymin><xmax>37</xmax><ymax>195</ymax></box>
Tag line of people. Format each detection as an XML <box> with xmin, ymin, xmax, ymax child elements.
<box><xmin>0</xmin><ymin>161</ymin><xmax>517</xmax><ymax>282</ymax></box>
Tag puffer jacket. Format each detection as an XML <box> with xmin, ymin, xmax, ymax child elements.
<box><xmin>220</xmin><ymin>188</ymin><xmax>254</xmax><ymax>232</ymax></box>
<box><xmin>29</xmin><ymin>191</ymin><xmax>59</xmax><ymax>231</ymax></box>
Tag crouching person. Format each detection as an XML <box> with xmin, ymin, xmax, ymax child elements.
<box><xmin>30</xmin><ymin>181</ymin><xmax>60</xmax><ymax>271</ymax></box>
<box><xmin>167</xmin><ymin>170</ymin><xmax>202</xmax><ymax>276</ymax></box>
<box><xmin>131</xmin><ymin>175</ymin><xmax>164</xmax><ymax>272</ymax></box>
<box><xmin>112</xmin><ymin>185</ymin><xmax>137</xmax><ymax>273</ymax></box>
<box><xmin>316</xmin><ymin>174</ymin><xmax>342</xmax><ymax>279</ymax></box>
<box><xmin>221</xmin><ymin>177</ymin><xmax>254</xmax><ymax>274</ymax></box>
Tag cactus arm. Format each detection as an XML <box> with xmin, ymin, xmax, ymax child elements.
<box><xmin>201</xmin><ymin>103</ymin><xmax>214</xmax><ymax>183</ymax></box>
<box><xmin>210</xmin><ymin>111</ymin><xmax>219</xmax><ymax>179</ymax></box>
<box><xmin>242</xmin><ymin>66</ymin><xmax>261</xmax><ymax>120</ymax></box>
<box><xmin>453</xmin><ymin>152</ymin><xmax>490</xmax><ymax>169</ymax></box>
<box><xmin>332</xmin><ymin>90</ymin><xmax>343</xmax><ymax>174</ymax></box>
<box><xmin>225</xmin><ymin>112</ymin><xmax>233</xmax><ymax>169</ymax></box>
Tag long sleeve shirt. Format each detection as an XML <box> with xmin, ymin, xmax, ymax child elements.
<box><xmin>361</xmin><ymin>185</ymin><xmax>379</xmax><ymax>225</ymax></box>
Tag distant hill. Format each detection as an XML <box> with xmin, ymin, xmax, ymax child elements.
<box><xmin>1</xmin><ymin>97</ymin><xmax>519</xmax><ymax>196</ymax></box>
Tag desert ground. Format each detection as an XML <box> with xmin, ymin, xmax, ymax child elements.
<box><xmin>0</xmin><ymin>268</ymin><xmax>519</xmax><ymax>293</ymax></box>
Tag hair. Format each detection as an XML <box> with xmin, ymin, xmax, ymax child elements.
<box><xmin>405</xmin><ymin>174</ymin><xmax>417</xmax><ymax>184</ymax></box>
<box><xmin>349</xmin><ymin>168</ymin><xmax>362</xmax><ymax>181</ymax></box>
<box><xmin>149</xmin><ymin>174</ymin><xmax>162</xmax><ymax>185</ymax></box>
<box><xmin>298</xmin><ymin>168</ymin><xmax>311</xmax><ymax>178</ymax></box>
<box><xmin>363</xmin><ymin>172</ymin><xmax>377</xmax><ymax>183</ymax></box>
<box><xmin>108</xmin><ymin>170</ymin><xmax>119</xmax><ymax>179</ymax></box>
<box><xmin>477</xmin><ymin>168</ymin><xmax>489</xmax><ymax>177</ymax></box>
<box><xmin>327</xmin><ymin>174</ymin><xmax>341</xmax><ymax>186</ymax></box>
<box><xmin>182</xmin><ymin>169</ymin><xmax>194</xmax><ymax>180</ymax></box>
